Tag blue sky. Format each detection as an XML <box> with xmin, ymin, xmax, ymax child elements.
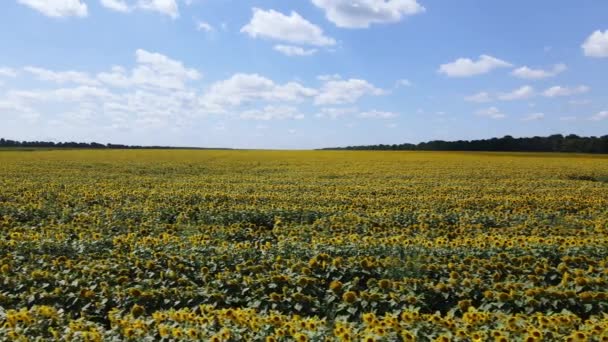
<box><xmin>0</xmin><ymin>0</ymin><xmax>607</xmax><ymax>149</ymax></box>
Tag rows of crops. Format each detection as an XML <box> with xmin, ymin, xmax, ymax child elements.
<box><xmin>1</xmin><ymin>150</ymin><xmax>608</xmax><ymax>341</ymax></box>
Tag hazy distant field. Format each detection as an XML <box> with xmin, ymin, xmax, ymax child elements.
<box><xmin>1</xmin><ymin>150</ymin><xmax>608</xmax><ymax>341</ymax></box>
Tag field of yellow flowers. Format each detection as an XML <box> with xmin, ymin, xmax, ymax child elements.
<box><xmin>1</xmin><ymin>149</ymin><xmax>608</xmax><ymax>341</ymax></box>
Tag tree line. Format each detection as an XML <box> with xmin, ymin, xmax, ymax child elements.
<box><xmin>0</xmin><ymin>138</ymin><xmax>227</xmax><ymax>150</ymax></box>
<box><xmin>322</xmin><ymin>134</ymin><xmax>608</xmax><ymax>153</ymax></box>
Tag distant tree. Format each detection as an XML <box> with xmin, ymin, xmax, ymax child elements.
<box><xmin>321</xmin><ymin>134</ymin><xmax>608</xmax><ymax>154</ymax></box>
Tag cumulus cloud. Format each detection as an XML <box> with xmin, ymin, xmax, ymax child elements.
<box><xmin>475</xmin><ymin>107</ymin><xmax>506</xmax><ymax>119</ymax></box>
<box><xmin>590</xmin><ymin>111</ymin><xmax>608</xmax><ymax>121</ymax></box>
<box><xmin>201</xmin><ymin>73</ymin><xmax>317</xmax><ymax>110</ymax></box>
<box><xmin>464</xmin><ymin>91</ymin><xmax>492</xmax><ymax>103</ymax></box>
<box><xmin>522</xmin><ymin>113</ymin><xmax>544</xmax><ymax>121</ymax></box>
<box><xmin>511</xmin><ymin>64</ymin><xmax>566</xmax><ymax>80</ymax></box>
<box><xmin>273</xmin><ymin>45</ymin><xmax>317</xmax><ymax>56</ymax></box>
<box><xmin>315</xmin><ymin>107</ymin><xmax>357</xmax><ymax>119</ymax></box>
<box><xmin>1</xmin><ymin>48</ymin><xmax>396</xmax><ymax>135</ymax></box>
<box><xmin>96</xmin><ymin>49</ymin><xmax>201</xmax><ymax>90</ymax></box>
<box><xmin>10</xmin><ymin>86</ymin><xmax>113</xmax><ymax>102</ymax></box>
<box><xmin>498</xmin><ymin>85</ymin><xmax>535</xmax><ymax>101</ymax></box>
<box><xmin>197</xmin><ymin>21</ymin><xmax>214</xmax><ymax>32</ymax></box>
<box><xmin>311</xmin><ymin>0</ymin><xmax>425</xmax><ymax>28</ymax></box>
<box><xmin>0</xmin><ymin>68</ymin><xmax>18</xmax><ymax>78</ymax></box>
<box><xmin>24</xmin><ymin>66</ymin><xmax>99</xmax><ymax>86</ymax></box>
<box><xmin>358</xmin><ymin>110</ymin><xmax>398</xmax><ymax>119</ymax></box>
<box><xmin>0</xmin><ymin>49</ymin><xmax>205</xmax><ymax>133</ymax></box>
<box><xmin>0</xmin><ymin>100</ymin><xmax>40</xmax><ymax>122</ymax></box>
<box><xmin>314</xmin><ymin>78</ymin><xmax>384</xmax><ymax>105</ymax></box>
<box><xmin>438</xmin><ymin>55</ymin><xmax>512</xmax><ymax>77</ymax></box>
<box><xmin>240</xmin><ymin>106</ymin><xmax>305</xmax><ymax>120</ymax></box>
<box><xmin>99</xmin><ymin>0</ymin><xmax>179</xmax><ymax>17</ymax></box>
<box><xmin>582</xmin><ymin>30</ymin><xmax>608</xmax><ymax>58</ymax></box>
<box><xmin>241</xmin><ymin>8</ymin><xmax>335</xmax><ymax>46</ymax></box>
<box><xmin>100</xmin><ymin>0</ymin><xmax>130</xmax><ymax>12</ymax></box>
<box><xmin>543</xmin><ymin>85</ymin><xmax>590</xmax><ymax>97</ymax></box>
<box><xmin>137</xmin><ymin>0</ymin><xmax>179</xmax><ymax>18</ymax></box>
<box><xmin>17</xmin><ymin>0</ymin><xmax>87</xmax><ymax>17</ymax></box>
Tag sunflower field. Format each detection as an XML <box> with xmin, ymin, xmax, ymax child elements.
<box><xmin>1</xmin><ymin>149</ymin><xmax>608</xmax><ymax>341</ymax></box>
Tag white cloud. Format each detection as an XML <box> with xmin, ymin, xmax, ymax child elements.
<box><xmin>314</xmin><ymin>78</ymin><xmax>384</xmax><ymax>105</ymax></box>
<box><xmin>0</xmin><ymin>100</ymin><xmax>40</xmax><ymax>122</ymax></box>
<box><xmin>590</xmin><ymin>111</ymin><xmax>608</xmax><ymax>121</ymax></box>
<box><xmin>4</xmin><ymin>86</ymin><xmax>114</xmax><ymax>104</ymax></box>
<box><xmin>395</xmin><ymin>79</ymin><xmax>412</xmax><ymax>87</ymax></box>
<box><xmin>100</xmin><ymin>0</ymin><xmax>130</xmax><ymax>12</ymax></box>
<box><xmin>201</xmin><ymin>73</ymin><xmax>317</xmax><ymax>110</ymax></box>
<box><xmin>240</xmin><ymin>105</ymin><xmax>305</xmax><ymax>120</ymax></box>
<box><xmin>582</xmin><ymin>30</ymin><xmax>608</xmax><ymax>58</ymax></box>
<box><xmin>273</xmin><ymin>45</ymin><xmax>317</xmax><ymax>56</ymax></box>
<box><xmin>197</xmin><ymin>21</ymin><xmax>214</xmax><ymax>32</ymax></box>
<box><xmin>24</xmin><ymin>66</ymin><xmax>99</xmax><ymax>86</ymax></box>
<box><xmin>543</xmin><ymin>85</ymin><xmax>590</xmax><ymax>97</ymax></box>
<box><xmin>241</xmin><ymin>8</ymin><xmax>335</xmax><ymax>46</ymax></box>
<box><xmin>311</xmin><ymin>0</ymin><xmax>425</xmax><ymax>28</ymax></box>
<box><xmin>438</xmin><ymin>55</ymin><xmax>512</xmax><ymax>77</ymax></box>
<box><xmin>137</xmin><ymin>0</ymin><xmax>179</xmax><ymax>18</ymax></box>
<box><xmin>522</xmin><ymin>113</ymin><xmax>544</xmax><ymax>121</ymax></box>
<box><xmin>315</xmin><ymin>107</ymin><xmax>357</xmax><ymax>119</ymax></box>
<box><xmin>0</xmin><ymin>68</ymin><xmax>18</xmax><ymax>78</ymax></box>
<box><xmin>475</xmin><ymin>107</ymin><xmax>506</xmax><ymax>119</ymax></box>
<box><xmin>100</xmin><ymin>0</ymin><xmax>179</xmax><ymax>17</ymax></box>
<box><xmin>511</xmin><ymin>63</ymin><xmax>566</xmax><ymax>80</ymax></box>
<box><xmin>97</xmin><ymin>66</ymin><xmax>131</xmax><ymax>87</ymax></box>
<box><xmin>53</xmin><ymin>86</ymin><xmax>114</xmax><ymax>102</ymax></box>
<box><xmin>498</xmin><ymin>85</ymin><xmax>535</xmax><ymax>101</ymax></box>
<box><xmin>135</xmin><ymin>49</ymin><xmax>197</xmax><ymax>78</ymax></box>
<box><xmin>122</xmin><ymin>49</ymin><xmax>201</xmax><ymax>89</ymax></box>
<box><xmin>0</xmin><ymin>50</ymin><xmax>210</xmax><ymax>133</ymax></box>
<box><xmin>17</xmin><ymin>0</ymin><xmax>87</xmax><ymax>17</ymax></box>
<box><xmin>465</xmin><ymin>91</ymin><xmax>492</xmax><ymax>103</ymax></box>
<box><xmin>358</xmin><ymin>110</ymin><xmax>398</xmax><ymax>119</ymax></box>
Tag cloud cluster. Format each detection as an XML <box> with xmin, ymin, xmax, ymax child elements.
<box><xmin>497</xmin><ymin>85</ymin><xmax>535</xmax><ymax>101</ymax></box>
<box><xmin>438</xmin><ymin>55</ymin><xmax>512</xmax><ymax>78</ymax></box>
<box><xmin>273</xmin><ymin>45</ymin><xmax>317</xmax><ymax>57</ymax></box>
<box><xmin>466</xmin><ymin>85</ymin><xmax>590</xmax><ymax>102</ymax></box>
<box><xmin>314</xmin><ymin>77</ymin><xmax>384</xmax><ymax>105</ymax></box>
<box><xmin>582</xmin><ymin>30</ymin><xmax>608</xmax><ymax>58</ymax></box>
<box><xmin>542</xmin><ymin>85</ymin><xmax>589</xmax><ymax>97</ymax></box>
<box><xmin>17</xmin><ymin>0</ymin><xmax>88</xmax><ymax>17</ymax></box>
<box><xmin>0</xmin><ymin>50</ymin><xmax>392</xmax><ymax>133</ymax></box>
<box><xmin>311</xmin><ymin>0</ymin><xmax>425</xmax><ymax>28</ymax></box>
<box><xmin>241</xmin><ymin>8</ymin><xmax>335</xmax><ymax>47</ymax></box>
<box><xmin>0</xmin><ymin>68</ymin><xmax>18</xmax><ymax>78</ymax></box>
<box><xmin>511</xmin><ymin>64</ymin><xmax>566</xmax><ymax>80</ymax></box>
<box><xmin>100</xmin><ymin>0</ymin><xmax>179</xmax><ymax>18</ymax></box>
<box><xmin>475</xmin><ymin>107</ymin><xmax>506</xmax><ymax>119</ymax></box>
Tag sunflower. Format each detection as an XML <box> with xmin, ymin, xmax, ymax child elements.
<box><xmin>130</xmin><ymin>304</ymin><xmax>145</xmax><ymax>318</ymax></box>
<box><xmin>378</xmin><ymin>279</ymin><xmax>391</xmax><ymax>289</ymax></box>
<box><xmin>294</xmin><ymin>333</ymin><xmax>308</xmax><ymax>342</ymax></box>
<box><xmin>329</xmin><ymin>280</ymin><xmax>343</xmax><ymax>292</ymax></box>
<box><xmin>401</xmin><ymin>330</ymin><xmax>416</xmax><ymax>342</ymax></box>
<box><xmin>342</xmin><ymin>291</ymin><xmax>357</xmax><ymax>303</ymax></box>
